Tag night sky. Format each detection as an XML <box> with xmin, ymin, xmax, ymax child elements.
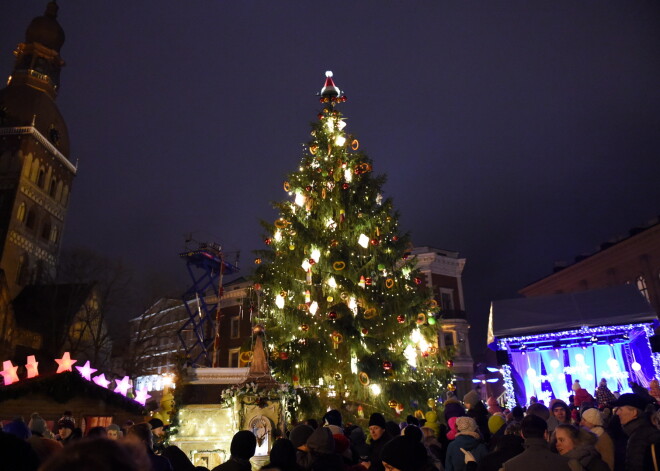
<box><xmin>2</xmin><ymin>1</ymin><xmax>660</xmax><ymax>355</ymax></box>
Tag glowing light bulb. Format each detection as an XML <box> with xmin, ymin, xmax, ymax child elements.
<box><xmin>344</xmin><ymin>168</ymin><xmax>353</xmax><ymax>182</ymax></box>
<box><xmin>358</xmin><ymin>234</ymin><xmax>369</xmax><ymax>248</ymax></box>
<box><xmin>335</xmin><ymin>135</ymin><xmax>346</xmax><ymax>146</ymax></box>
<box><xmin>301</xmin><ymin>259</ymin><xmax>311</xmax><ymax>271</ymax></box>
<box><xmin>295</xmin><ymin>192</ymin><xmax>306</xmax><ymax>207</ymax></box>
<box><xmin>327</xmin><ymin>277</ymin><xmax>337</xmax><ymax>288</ymax></box>
<box><xmin>369</xmin><ymin>384</ymin><xmax>381</xmax><ymax>395</ymax></box>
<box><xmin>309</xmin><ymin>302</ymin><xmax>318</xmax><ymax>315</ymax></box>
<box><xmin>274</xmin><ymin>230</ymin><xmax>282</xmax><ymax>242</ymax></box>
<box><xmin>275</xmin><ymin>295</ymin><xmax>285</xmax><ymax>309</ymax></box>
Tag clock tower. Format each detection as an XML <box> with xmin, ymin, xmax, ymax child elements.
<box><xmin>0</xmin><ymin>2</ymin><xmax>76</xmax><ymax>297</ymax></box>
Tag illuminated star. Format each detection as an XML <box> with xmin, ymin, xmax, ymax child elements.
<box><xmin>0</xmin><ymin>360</ymin><xmax>19</xmax><ymax>385</ymax></box>
<box><xmin>55</xmin><ymin>352</ymin><xmax>77</xmax><ymax>374</ymax></box>
<box><xmin>114</xmin><ymin>376</ymin><xmax>132</xmax><ymax>396</ymax></box>
<box><xmin>134</xmin><ymin>388</ymin><xmax>151</xmax><ymax>406</ymax></box>
<box><xmin>25</xmin><ymin>355</ymin><xmax>39</xmax><ymax>378</ymax></box>
<box><xmin>92</xmin><ymin>373</ymin><xmax>110</xmax><ymax>388</ymax></box>
<box><xmin>75</xmin><ymin>361</ymin><xmax>97</xmax><ymax>381</ymax></box>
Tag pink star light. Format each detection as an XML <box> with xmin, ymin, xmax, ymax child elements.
<box><xmin>134</xmin><ymin>388</ymin><xmax>151</xmax><ymax>405</ymax></box>
<box><xmin>0</xmin><ymin>360</ymin><xmax>19</xmax><ymax>385</ymax></box>
<box><xmin>75</xmin><ymin>361</ymin><xmax>97</xmax><ymax>381</ymax></box>
<box><xmin>25</xmin><ymin>355</ymin><xmax>39</xmax><ymax>378</ymax></box>
<box><xmin>92</xmin><ymin>373</ymin><xmax>110</xmax><ymax>388</ymax></box>
<box><xmin>55</xmin><ymin>352</ymin><xmax>77</xmax><ymax>373</ymax></box>
<box><xmin>114</xmin><ymin>376</ymin><xmax>132</xmax><ymax>396</ymax></box>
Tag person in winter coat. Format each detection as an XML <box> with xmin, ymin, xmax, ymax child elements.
<box><xmin>611</xmin><ymin>393</ymin><xmax>660</xmax><ymax>471</ymax></box>
<box><xmin>502</xmin><ymin>415</ymin><xmax>570</xmax><ymax>471</ymax></box>
<box><xmin>445</xmin><ymin>417</ymin><xmax>488</xmax><ymax>471</ymax></box>
<box><xmin>289</xmin><ymin>424</ymin><xmax>314</xmax><ymax>470</ymax></box>
<box><xmin>554</xmin><ymin>424</ymin><xmax>609</xmax><ymax>471</ymax></box>
<box><xmin>260</xmin><ymin>439</ymin><xmax>302</xmax><ymax>471</ymax></box>
<box><xmin>126</xmin><ymin>423</ymin><xmax>173</xmax><ymax>471</ymax></box>
<box><xmin>475</xmin><ymin>426</ymin><xmax>524</xmax><ymax>471</ymax></box>
<box><xmin>209</xmin><ymin>431</ymin><xmax>255</xmax><ymax>471</ymax></box>
<box><xmin>305</xmin><ymin>426</ymin><xmax>344</xmax><ymax>471</ymax></box>
<box><xmin>548</xmin><ymin>400</ymin><xmax>572</xmax><ymax>433</ymax></box>
<box><xmin>580</xmin><ymin>409</ymin><xmax>614</xmax><ymax>471</ymax></box>
<box><xmin>572</xmin><ymin>381</ymin><xmax>596</xmax><ymax>409</ymax></box>
<box><xmin>467</xmin><ymin>401</ymin><xmax>491</xmax><ymax>444</ymax></box>
<box><xmin>595</xmin><ymin>379</ymin><xmax>616</xmax><ymax>410</ymax></box>
<box><xmin>381</xmin><ymin>435</ymin><xmax>430</xmax><ymax>471</ymax></box>
<box><xmin>365</xmin><ymin>413</ymin><xmax>393</xmax><ymax>471</ymax></box>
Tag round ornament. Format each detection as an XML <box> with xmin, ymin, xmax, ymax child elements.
<box><xmin>361</xmin><ymin>328</ymin><xmax>369</xmax><ymax>335</ymax></box>
<box><xmin>414</xmin><ymin>277</ymin><xmax>422</xmax><ymax>285</ymax></box>
<box><xmin>377</xmin><ymin>263</ymin><xmax>386</xmax><ymax>271</ymax></box>
<box><xmin>253</xmin><ymin>283</ymin><xmax>261</xmax><ymax>291</ymax></box>
<box><xmin>365</xmin><ymin>277</ymin><xmax>373</xmax><ymax>286</ymax></box>
<box><xmin>289</xmin><ymin>245</ymin><xmax>295</xmax><ymax>251</ymax></box>
<box><xmin>383</xmin><ymin>361</ymin><xmax>393</xmax><ymax>370</ymax></box>
<box><xmin>370</xmin><ymin>239</ymin><xmax>379</xmax><ymax>246</ymax></box>
<box><xmin>279</xmin><ymin>352</ymin><xmax>289</xmax><ymax>360</ymax></box>
<box><xmin>392</xmin><ymin>236</ymin><xmax>399</xmax><ymax>242</ymax></box>
<box><xmin>427</xmin><ymin>398</ymin><xmax>437</xmax><ymax>408</ymax></box>
<box><xmin>300</xmin><ymin>324</ymin><xmax>310</xmax><ymax>332</ymax></box>
<box><xmin>305</xmin><ymin>185</ymin><xmax>312</xmax><ymax>192</ymax></box>
<box><xmin>328</xmin><ymin>311</ymin><xmax>338</xmax><ymax>320</ymax></box>
<box><xmin>363</xmin><ymin>308</ymin><xmax>377</xmax><ymax>319</ymax></box>
<box><xmin>351</xmin><ymin>139</ymin><xmax>359</xmax><ymax>150</ymax></box>
<box><xmin>342</xmin><ymin>183</ymin><xmax>349</xmax><ymax>190</ymax></box>
<box><xmin>254</xmin><ymin>258</ymin><xmax>262</xmax><ymax>265</ymax></box>
<box><xmin>397</xmin><ymin>315</ymin><xmax>405</xmax><ymax>323</ymax></box>
<box><xmin>333</xmin><ymin>261</ymin><xmax>346</xmax><ymax>271</ymax></box>
<box><xmin>428</xmin><ymin>317</ymin><xmax>436</xmax><ymax>326</ymax></box>
<box><xmin>283</xmin><ymin>181</ymin><xmax>291</xmax><ymax>192</ymax></box>
<box><xmin>253</xmin><ymin>325</ymin><xmax>264</xmax><ymax>334</ymax></box>
<box><xmin>446</xmin><ymin>360</ymin><xmax>454</xmax><ymax>368</ymax></box>
<box><xmin>265</xmin><ymin>238</ymin><xmax>272</xmax><ymax>245</ymax></box>
<box><xmin>416</xmin><ymin>313</ymin><xmax>426</xmax><ymax>325</ymax></box>
<box><xmin>334</xmin><ymin>373</ymin><xmax>342</xmax><ymax>381</ymax></box>
<box><xmin>359</xmin><ymin>372</ymin><xmax>370</xmax><ymax>386</ymax></box>
<box><xmin>388</xmin><ymin>399</ymin><xmax>397</xmax><ymax>408</ymax></box>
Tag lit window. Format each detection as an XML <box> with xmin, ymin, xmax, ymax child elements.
<box><xmin>25</xmin><ymin>208</ymin><xmax>36</xmax><ymax>230</ymax></box>
<box><xmin>228</xmin><ymin>348</ymin><xmax>240</xmax><ymax>368</ymax></box>
<box><xmin>16</xmin><ymin>203</ymin><xmax>26</xmax><ymax>222</ymax></box>
<box><xmin>637</xmin><ymin>275</ymin><xmax>650</xmax><ymax>302</ymax></box>
<box><xmin>37</xmin><ymin>168</ymin><xmax>46</xmax><ymax>188</ymax></box>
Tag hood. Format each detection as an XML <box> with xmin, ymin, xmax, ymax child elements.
<box><xmin>306</xmin><ymin>427</ymin><xmax>335</xmax><ymax>454</ymax></box>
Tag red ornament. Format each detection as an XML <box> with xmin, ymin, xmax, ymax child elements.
<box><xmin>306</xmin><ymin>185</ymin><xmax>312</xmax><ymax>191</ymax></box>
<box><xmin>342</xmin><ymin>183</ymin><xmax>349</xmax><ymax>190</ymax></box>
<box><xmin>370</xmin><ymin>239</ymin><xmax>379</xmax><ymax>246</ymax></box>
<box><xmin>365</xmin><ymin>277</ymin><xmax>373</xmax><ymax>286</ymax></box>
<box><xmin>361</xmin><ymin>328</ymin><xmax>369</xmax><ymax>335</ymax></box>
<box><xmin>383</xmin><ymin>361</ymin><xmax>393</xmax><ymax>371</ymax></box>
<box><xmin>317</xmin><ymin>113</ymin><xmax>324</xmax><ymax>119</ymax></box>
<box><xmin>328</xmin><ymin>311</ymin><xmax>338</xmax><ymax>320</ymax></box>
<box><xmin>309</xmin><ymin>258</ymin><xmax>316</xmax><ymax>265</ymax></box>
<box><xmin>446</xmin><ymin>360</ymin><xmax>454</xmax><ymax>368</ymax></box>
<box><xmin>397</xmin><ymin>315</ymin><xmax>405</xmax><ymax>323</ymax></box>
<box><xmin>422</xmin><ymin>351</ymin><xmax>430</xmax><ymax>358</ymax></box>
<box><xmin>265</xmin><ymin>238</ymin><xmax>272</xmax><ymax>245</ymax></box>
<box><xmin>279</xmin><ymin>352</ymin><xmax>289</xmax><ymax>360</ymax></box>
<box><xmin>254</xmin><ymin>283</ymin><xmax>262</xmax><ymax>291</ymax></box>
<box><xmin>414</xmin><ymin>277</ymin><xmax>422</xmax><ymax>285</ymax></box>
<box><xmin>392</xmin><ymin>236</ymin><xmax>399</xmax><ymax>242</ymax></box>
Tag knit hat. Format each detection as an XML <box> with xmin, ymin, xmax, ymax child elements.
<box><xmin>581</xmin><ymin>408</ymin><xmax>603</xmax><ymax>427</ymax></box>
<box><xmin>463</xmin><ymin>390</ymin><xmax>480</xmax><ymax>409</ymax></box>
<box><xmin>289</xmin><ymin>424</ymin><xmax>314</xmax><ymax>448</ymax></box>
<box><xmin>148</xmin><ymin>418</ymin><xmax>164</xmax><ymax>430</ymax></box>
<box><xmin>486</xmin><ymin>396</ymin><xmax>502</xmax><ymax>414</ymax></box>
<box><xmin>455</xmin><ymin>417</ymin><xmax>480</xmax><ymax>439</ymax></box>
<box><xmin>446</xmin><ymin>416</ymin><xmax>458</xmax><ymax>440</ymax></box>
<box><xmin>323</xmin><ymin>409</ymin><xmax>343</xmax><ymax>427</ymax></box>
<box><xmin>107</xmin><ymin>424</ymin><xmax>121</xmax><ymax>432</ymax></box>
<box><xmin>28</xmin><ymin>413</ymin><xmax>48</xmax><ymax>436</ymax></box>
<box><xmin>572</xmin><ymin>380</ymin><xmax>582</xmax><ymax>392</ymax></box>
<box><xmin>526</xmin><ymin>403</ymin><xmax>550</xmax><ymax>421</ymax></box>
<box><xmin>306</xmin><ymin>426</ymin><xmax>334</xmax><ymax>454</ymax></box>
<box><xmin>368</xmin><ymin>412</ymin><xmax>387</xmax><ymax>429</ymax></box>
<box><xmin>4</xmin><ymin>418</ymin><xmax>31</xmax><ymax>440</ymax></box>
<box><xmin>57</xmin><ymin>417</ymin><xmax>75</xmax><ymax>431</ymax></box>
<box><xmin>403</xmin><ymin>425</ymin><xmax>423</xmax><ymax>442</ymax></box>
<box><xmin>230</xmin><ymin>430</ymin><xmax>257</xmax><ymax>460</ymax></box>
<box><xmin>488</xmin><ymin>414</ymin><xmax>506</xmax><ymax>435</ymax></box>
<box><xmin>381</xmin><ymin>436</ymin><xmax>428</xmax><ymax>471</ymax></box>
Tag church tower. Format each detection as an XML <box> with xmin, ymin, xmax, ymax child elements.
<box><xmin>0</xmin><ymin>2</ymin><xmax>76</xmax><ymax>297</ymax></box>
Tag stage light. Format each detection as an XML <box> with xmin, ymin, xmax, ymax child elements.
<box><xmin>590</xmin><ymin>336</ymin><xmax>598</xmax><ymax>343</ymax></box>
<box><xmin>575</xmin><ymin>353</ymin><xmax>585</xmax><ymax>362</ymax></box>
<box><xmin>623</xmin><ymin>333</ymin><xmax>630</xmax><ymax>340</ymax></box>
<box><xmin>486</xmin><ymin>367</ymin><xmax>500</xmax><ymax>373</ymax></box>
<box><xmin>550</xmin><ymin>359</ymin><xmax>560</xmax><ymax>369</ymax></box>
<box><xmin>472</xmin><ymin>379</ymin><xmax>481</xmax><ymax>383</ymax></box>
<box><xmin>486</xmin><ymin>378</ymin><xmax>499</xmax><ymax>383</ymax></box>
<box><xmin>632</xmin><ymin>362</ymin><xmax>641</xmax><ymax>371</ymax></box>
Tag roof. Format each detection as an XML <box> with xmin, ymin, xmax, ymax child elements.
<box><xmin>487</xmin><ymin>284</ymin><xmax>656</xmax><ymax>345</ymax></box>
<box><xmin>12</xmin><ymin>283</ymin><xmax>95</xmax><ymax>355</ymax></box>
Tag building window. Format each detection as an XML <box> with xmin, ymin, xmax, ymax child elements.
<box><xmin>444</xmin><ymin>332</ymin><xmax>454</xmax><ymax>347</ymax></box>
<box><xmin>16</xmin><ymin>203</ymin><xmax>26</xmax><ymax>222</ymax></box>
<box><xmin>37</xmin><ymin>168</ymin><xmax>46</xmax><ymax>188</ymax></box>
<box><xmin>49</xmin><ymin>178</ymin><xmax>57</xmax><ymax>197</ymax></box>
<box><xmin>228</xmin><ymin>348</ymin><xmax>240</xmax><ymax>368</ymax></box>
<box><xmin>50</xmin><ymin>225</ymin><xmax>59</xmax><ymax>244</ymax></box>
<box><xmin>41</xmin><ymin>221</ymin><xmax>51</xmax><ymax>240</ymax></box>
<box><xmin>230</xmin><ymin>316</ymin><xmax>240</xmax><ymax>339</ymax></box>
<box><xmin>25</xmin><ymin>208</ymin><xmax>36</xmax><ymax>230</ymax></box>
<box><xmin>637</xmin><ymin>275</ymin><xmax>650</xmax><ymax>302</ymax></box>
<box><xmin>439</xmin><ymin>288</ymin><xmax>454</xmax><ymax>312</ymax></box>
<box><xmin>16</xmin><ymin>254</ymin><xmax>27</xmax><ymax>285</ymax></box>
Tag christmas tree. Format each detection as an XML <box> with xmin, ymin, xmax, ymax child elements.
<box><xmin>254</xmin><ymin>72</ymin><xmax>453</xmax><ymax>419</ymax></box>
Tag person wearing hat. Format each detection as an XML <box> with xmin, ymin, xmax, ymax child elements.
<box><xmin>211</xmin><ymin>430</ymin><xmax>256</xmax><ymax>471</ymax></box>
<box><xmin>444</xmin><ymin>417</ymin><xmax>488</xmax><ymax>471</ymax></box>
<box><xmin>501</xmin><ymin>415</ymin><xmax>570</xmax><ymax>471</ymax></box>
<box><xmin>305</xmin><ymin>426</ymin><xmax>343</xmax><ymax>471</ymax></box>
<box><xmin>547</xmin><ymin>399</ymin><xmax>571</xmax><ymax>433</ymax></box>
<box><xmin>149</xmin><ymin>417</ymin><xmax>167</xmax><ymax>454</ymax></box>
<box><xmin>364</xmin><ymin>413</ymin><xmax>393</xmax><ymax>471</ymax></box>
<box><xmin>580</xmin><ymin>408</ymin><xmax>613</xmax><ymax>471</ymax></box>
<box><xmin>289</xmin><ymin>423</ymin><xmax>314</xmax><ymax>469</ymax></box>
<box><xmin>107</xmin><ymin>423</ymin><xmax>122</xmax><ymax>440</ymax></box>
<box><xmin>126</xmin><ymin>423</ymin><xmax>173</xmax><ymax>471</ymax></box>
<box><xmin>611</xmin><ymin>393</ymin><xmax>660</xmax><ymax>471</ymax></box>
<box><xmin>56</xmin><ymin>417</ymin><xmax>76</xmax><ymax>445</ymax></box>
<box><xmin>380</xmin><ymin>435</ymin><xmax>428</xmax><ymax>471</ymax></box>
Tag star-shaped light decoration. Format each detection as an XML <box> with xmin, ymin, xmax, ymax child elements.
<box><xmin>134</xmin><ymin>388</ymin><xmax>151</xmax><ymax>406</ymax></box>
<box><xmin>0</xmin><ymin>360</ymin><xmax>19</xmax><ymax>385</ymax></box>
<box><xmin>114</xmin><ymin>376</ymin><xmax>132</xmax><ymax>396</ymax></box>
<box><xmin>92</xmin><ymin>373</ymin><xmax>110</xmax><ymax>388</ymax></box>
<box><xmin>75</xmin><ymin>360</ymin><xmax>97</xmax><ymax>381</ymax></box>
<box><xmin>55</xmin><ymin>352</ymin><xmax>77</xmax><ymax>374</ymax></box>
<box><xmin>25</xmin><ymin>355</ymin><xmax>39</xmax><ymax>378</ymax></box>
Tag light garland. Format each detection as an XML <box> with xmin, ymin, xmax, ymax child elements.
<box><xmin>501</xmin><ymin>364</ymin><xmax>516</xmax><ymax>408</ymax></box>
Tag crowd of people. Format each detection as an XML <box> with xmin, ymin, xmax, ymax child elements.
<box><xmin>2</xmin><ymin>378</ymin><xmax>660</xmax><ymax>471</ymax></box>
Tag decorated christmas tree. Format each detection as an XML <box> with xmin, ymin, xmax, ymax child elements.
<box><xmin>254</xmin><ymin>72</ymin><xmax>453</xmax><ymax>419</ymax></box>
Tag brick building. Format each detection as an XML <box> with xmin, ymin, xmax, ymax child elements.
<box><xmin>519</xmin><ymin>217</ymin><xmax>660</xmax><ymax>315</ymax></box>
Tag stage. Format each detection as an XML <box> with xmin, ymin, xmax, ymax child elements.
<box><xmin>488</xmin><ymin>285</ymin><xmax>660</xmax><ymax>407</ymax></box>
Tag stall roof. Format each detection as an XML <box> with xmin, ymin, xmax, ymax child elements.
<box><xmin>487</xmin><ymin>284</ymin><xmax>657</xmax><ymax>346</ymax></box>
